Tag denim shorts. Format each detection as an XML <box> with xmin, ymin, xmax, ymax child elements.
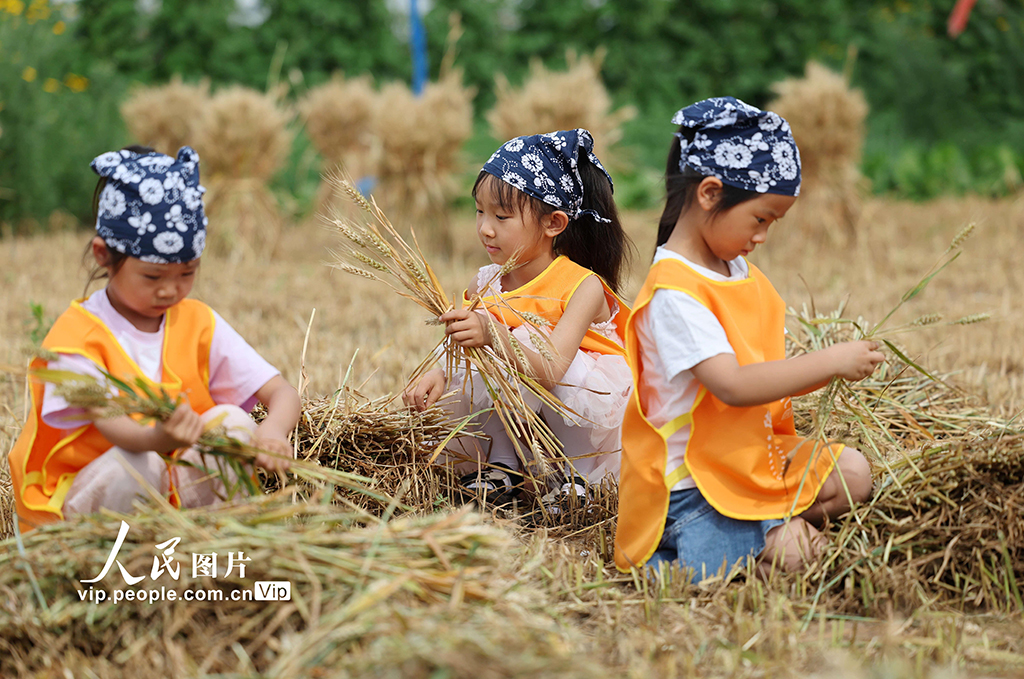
<box><xmin>646</xmin><ymin>487</ymin><xmax>784</xmax><ymax>582</ymax></box>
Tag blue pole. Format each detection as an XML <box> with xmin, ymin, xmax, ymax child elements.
<box><xmin>410</xmin><ymin>0</ymin><xmax>427</xmax><ymax>96</ymax></box>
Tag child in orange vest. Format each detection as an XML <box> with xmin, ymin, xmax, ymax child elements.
<box><xmin>614</xmin><ymin>98</ymin><xmax>883</xmax><ymax>579</ymax></box>
<box><xmin>9</xmin><ymin>146</ymin><xmax>300</xmax><ymax>532</ymax></box>
<box><xmin>404</xmin><ymin>129</ymin><xmax>633</xmax><ymax>514</ymax></box>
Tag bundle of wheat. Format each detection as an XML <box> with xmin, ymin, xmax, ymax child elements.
<box><xmin>769</xmin><ymin>61</ymin><xmax>869</xmax><ymax>246</ymax></box>
<box><xmin>299</xmin><ymin>74</ymin><xmax>378</xmax><ymax>216</ymax></box>
<box><xmin>487</xmin><ymin>49</ymin><xmax>635</xmax><ymax>166</ymax></box>
<box><xmin>197</xmin><ymin>85</ymin><xmax>293</xmax><ymax>259</ymax></box>
<box><xmin>120</xmin><ymin>76</ymin><xmax>211</xmax><ymax>156</ymax></box>
<box><xmin>371</xmin><ymin>69</ymin><xmax>475</xmax><ymax>247</ymax></box>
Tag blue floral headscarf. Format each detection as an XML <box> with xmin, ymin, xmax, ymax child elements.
<box><xmin>481</xmin><ymin>128</ymin><xmax>614</xmax><ymax>223</ymax></box>
<box><xmin>90</xmin><ymin>146</ymin><xmax>208</xmax><ymax>263</ymax></box>
<box><xmin>672</xmin><ymin>97</ymin><xmax>801</xmax><ymax>197</ymax></box>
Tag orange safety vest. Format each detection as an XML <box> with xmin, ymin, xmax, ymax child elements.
<box><xmin>614</xmin><ymin>257</ymin><xmax>840</xmax><ymax>572</ymax></box>
<box><xmin>8</xmin><ymin>297</ymin><xmax>217</xmax><ymax>532</ymax></box>
<box><xmin>476</xmin><ymin>255</ymin><xmax>630</xmax><ymax>357</ymax></box>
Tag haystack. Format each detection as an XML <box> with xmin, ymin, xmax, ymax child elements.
<box><xmin>196</xmin><ymin>85</ymin><xmax>293</xmax><ymax>259</ymax></box>
<box><xmin>0</xmin><ymin>500</ymin><xmax>605</xmax><ymax>678</ymax></box>
<box><xmin>371</xmin><ymin>69</ymin><xmax>475</xmax><ymax>248</ymax></box>
<box><xmin>259</xmin><ymin>390</ymin><xmax>465</xmax><ymax>514</ymax></box>
<box><xmin>299</xmin><ymin>74</ymin><xmax>377</xmax><ymax>216</ymax></box>
<box><xmin>487</xmin><ymin>49</ymin><xmax>636</xmax><ymax>165</ymax></box>
<box><xmin>120</xmin><ymin>75</ymin><xmax>211</xmax><ymax>156</ymax></box>
<box><xmin>768</xmin><ymin>61</ymin><xmax>869</xmax><ymax>245</ymax></box>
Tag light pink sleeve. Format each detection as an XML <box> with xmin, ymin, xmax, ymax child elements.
<box><xmin>41</xmin><ymin>354</ymin><xmax>107</xmax><ymax>430</ymax></box>
<box><xmin>208</xmin><ymin>310</ymin><xmax>281</xmax><ymax>412</ymax></box>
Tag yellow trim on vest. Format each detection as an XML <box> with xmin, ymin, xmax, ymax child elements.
<box><xmin>500</xmin><ymin>255</ymin><xmax>567</xmax><ymax>297</ymax></box>
<box><xmin>48</xmin><ymin>474</ymin><xmax>76</xmax><ymax>512</ymax></box>
<box><xmin>664</xmin><ymin>463</ymin><xmax>692</xmax><ymax>488</ymax></box>
<box><xmin>655</xmin><ymin>411</ymin><xmax>692</xmax><ymax>438</ymax></box>
<box><xmin>33</xmin><ymin>427</ymin><xmax>89</xmax><ymax>511</ymax></box>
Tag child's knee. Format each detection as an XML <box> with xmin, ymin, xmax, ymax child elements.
<box><xmin>201</xmin><ymin>404</ymin><xmax>257</xmax><ymax>441</ymax></box>
<box><xmin>837</xmin><ymin>447</ymin><xmax>873</xmax><ymax>503</ymax></box>
<box><xmin>761</xmin><ymin>518</ymin><xmax>824</xmax><ymax>572</ymax></box>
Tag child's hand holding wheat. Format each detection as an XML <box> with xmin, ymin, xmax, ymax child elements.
<box><xmin>824</xmin><ymin>340</ymin><xmax>885</xmax><ymax>381</ymax></box>
<box><xmin>440</xmin><ymin>308</ymin><xmax>493</xmax><ymax>348</ymax></box>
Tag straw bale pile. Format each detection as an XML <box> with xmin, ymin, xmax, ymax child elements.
<box><xmin>0</xmin><ymin>500</ymin><xmax>605</xmax><ymax>678</ymax></box>
<box><xmin>781</xmin><ymin>307</ymin><xmax>1024</xmax><ymax>613</ymax></box>
<box><xmin>299</xmin><ymin>74</ymin><xmax>378</xmax><ymax>216</ymax></box>
<box><xmin>487</xmin><ymin>50</ymin><xmax>636</xmax><ymax>164</ymax></box>
<box><xmin>197</xmin><ymin>85</ymin><xmax>294</xmax><ymax>259</ymax></box>
<box><xmin>371</xmin><ymin>70</ymin><xmax>475</xmax><ymax>246</ymax></box>
<box><xmin>261</xmin><ymin>391</ymin><xmax>465</xmax><ymax>514</ymax></box>
<box><xmin>769</xmin><ymin>62</ymin><xmax>868</xmax><ymax>245</ymax></box>
<box><xmin>120</xmin><ymin>76</ymin><xmax>211</xmax><ymax>156</ymax></box>
<box><xmin>816</xmin><ymin>432</ymin><xmax>1024</xmax><ymax>615</ymax></box>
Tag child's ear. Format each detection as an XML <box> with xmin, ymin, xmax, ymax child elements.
<box><xmin>91</xmin><ymin>236</ymin><xmax>111</xmax><ymax>267</ymax></box>
<box><xmin>695</xmin><ymin>176</ymin><xmax>724</xmax><ymax>212</ymax></box>
<box><xmin>543</xmin><ymin>210</ymin><xmax>569</xmax><ymax>238</ymax></box>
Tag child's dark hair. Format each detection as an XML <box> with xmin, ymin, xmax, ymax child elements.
<box><xmin>83</xmin><ymin>145</ymin><xmax>155</xmax><ymax>295</ymax></box>
<box><xmin>472</xmin><ymin>157</ymin><xmax>633</xmax><ymax>295</ymax></box>
<box><xmin>656</xmin><ymin>128</ymin><xmax>759</xmax><ymax>249</ymax></box>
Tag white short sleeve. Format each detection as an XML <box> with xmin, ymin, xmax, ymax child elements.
<box><xmin>645</xmin><ymin>290</ymin><xmax>735</xmax><ymax>381</ymax></box>
<box><xmin>207</xmin><ymin>310</ymin><xmax>280</xmax><ymax>411</ymax></box>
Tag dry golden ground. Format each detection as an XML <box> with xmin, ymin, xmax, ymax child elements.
<box><xmin>1</xmin><ymin>194</ymin><xmax>1023</xmax><ymax>677</ymax></box>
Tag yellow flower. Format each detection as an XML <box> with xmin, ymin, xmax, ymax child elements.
<box><xmin>52</xmin><ymin>19</ymin><xmax>65</xmax><ymax>34</ymax></box>
<box><xmin>7</xmin><ymin>0</ymin><xmax>25</xmax><ymax>16</ymax></box>
<box><xmin>43</xmin><ymin>77</ymin><xmax>59</xmax><ymax>93</ymax></box>
<box><xmin>21</xmin><ymin>66</ymin><xmax>36</xmax><ymax>82</ymax></box>
<box><xmin>64</xmin><ymin>73</ymin><xmax>88</xmax><ymax>92</ymax></box>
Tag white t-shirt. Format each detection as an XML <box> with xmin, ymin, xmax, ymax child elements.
<box><xmin>633</xmin><ymin>247</ymin><xmax>748</xmax><ymax>491</ymax></box>
<box><xmin>41</xmin><ymin>289</ymin><xmax>280</xmax><ymax>430</ymax></box>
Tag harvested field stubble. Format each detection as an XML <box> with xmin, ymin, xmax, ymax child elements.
<box><xmin>3</xmin><ymin>194</ymin><xmax>1024</xmax><ymax>676</ymax></box>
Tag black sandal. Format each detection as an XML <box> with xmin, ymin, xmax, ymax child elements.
<box><xmin>533</xmin><ymin>474</ymin><xmax>592</xmax><ymax>524</ymax></box>
<box><xmin>459</xmin><ymin>462</ymin><xmax>523</xmax><ymax>506</ymax></box>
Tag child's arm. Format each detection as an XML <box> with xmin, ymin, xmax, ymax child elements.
<box><xmin>92</xmin><ymin>401</ymin><xmax>204</xmax><ymax>454</ymax></box>
<box><xmin>690</xmin><ymin>341</ymin><xmax>884</xmax><ymax>408</ymax></box>
<box><xmin>250</xmin><ymin>375</ymin><xmax>300</xmax><ymax>473</ymax></box>
<box><xmin>440</xmin><ymin>275</ymin><xmax>608</xmax><ymax>389</ymax></box>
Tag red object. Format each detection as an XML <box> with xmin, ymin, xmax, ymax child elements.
<box><xmin>948</xmin><ymin>0</ymin><xmax>978</xmax><ymax>37</ymax></box>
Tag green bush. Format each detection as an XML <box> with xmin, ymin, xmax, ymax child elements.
<box><xmin>0</xmin><ymin>0</ymin><xmax>126</xmax><ymax>229</ymax></box>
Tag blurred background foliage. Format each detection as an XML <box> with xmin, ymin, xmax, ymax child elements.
<box><xmin>1</xmin><ymin>0</ymin><xmax>1022</xmax><ymax>229</ymax></box>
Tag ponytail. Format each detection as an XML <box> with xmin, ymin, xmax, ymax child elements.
<box><xmin>553</xmin><ymin>157</ymin><xmax>631</xmax><ymax>295</ymax></box>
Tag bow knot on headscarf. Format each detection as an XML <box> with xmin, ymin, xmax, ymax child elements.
<box><xmin>481</xmin><ymin>128</ymin><xmax>614</xmax><ymax>222</ymax></box>
<box><xmin>671</xmin><ymin>97</ymin><xmax>801</xmax><ymax>197</ymax></box>
<box><xmin>90</xmin><ymin>146</ymin><xmax>208</xmax><ymax>263</ymax></box>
